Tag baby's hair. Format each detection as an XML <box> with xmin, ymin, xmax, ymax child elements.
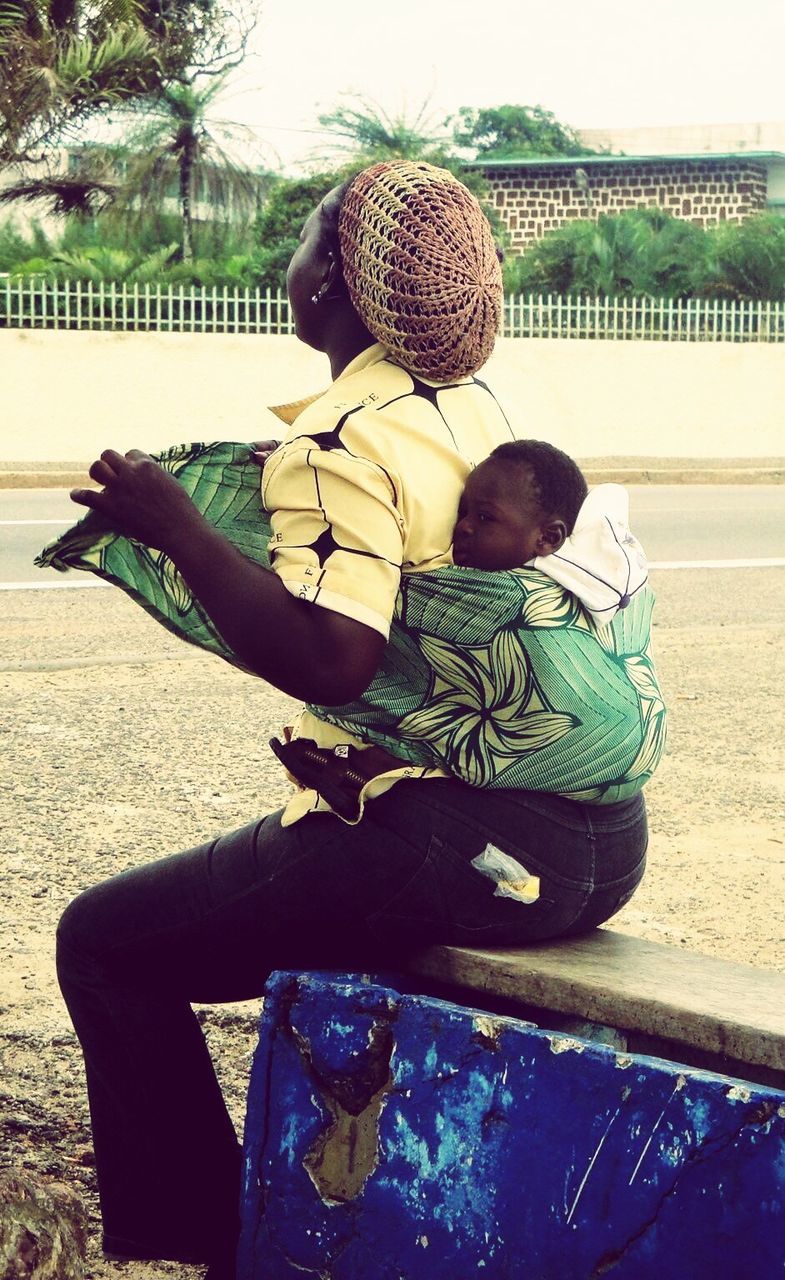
<box><xmin>489</xmin><ymin>440</ymin><xmax>588</xmax><ymax>533</ymax></box>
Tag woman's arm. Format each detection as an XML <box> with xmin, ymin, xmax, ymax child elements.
<box><xmin>71</xmin><ymin>450</ymin><xmax>385</xmax><ymax>704</ymax></box>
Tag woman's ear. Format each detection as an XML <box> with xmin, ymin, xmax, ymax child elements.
<box><xmin>314</xmin><ymin>250</ymin><xmax>345</xmax><ymax>304</ymax></box>
<box><xmin>538</xmin><ymin>519</ymin><xmax>567</xmax><ymax>555</ymax></box>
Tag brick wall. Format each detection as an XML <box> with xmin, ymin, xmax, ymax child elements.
<box><xmin>481</xmin><ymin>158</ymin><xmax>769</xmax><ymax>251</ymax></box>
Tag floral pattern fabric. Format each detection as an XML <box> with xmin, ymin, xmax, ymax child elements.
<box><xmin>37</xmin><ymin>441</ymin><xmax>666</xmax><ymax>804</ymax></box>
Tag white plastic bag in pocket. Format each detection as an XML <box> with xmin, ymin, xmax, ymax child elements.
<box><xmin>470</xmin><ymin>843</ymin><xmax>541</xmax><ymax>905</ymax></box>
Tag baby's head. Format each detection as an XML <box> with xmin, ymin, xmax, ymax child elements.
<box><xmin>452</xmin><ymin>440</ymin><xmax>588</xmax><ymax>570</ymax></box>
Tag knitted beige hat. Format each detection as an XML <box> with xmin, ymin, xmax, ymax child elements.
<box><xmin>338</xmin><ymin>160</ymin><xmax>502</xmax><ymax>381</ymax></box>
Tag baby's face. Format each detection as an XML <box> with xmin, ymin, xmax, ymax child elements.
<box><xmin>452</xmin><ymin>460</ymin><xmax>550</xmax><ymax>570</ymax></box>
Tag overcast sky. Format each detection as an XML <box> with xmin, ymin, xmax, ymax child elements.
<box><xmin>219</xmin><ymin>0</ymin><xmax>785</xmax><ymax>171</ymax></box>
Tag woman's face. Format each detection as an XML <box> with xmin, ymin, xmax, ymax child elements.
<box><xmin>286</xmin><ymin>186</ymin><xmax>344</xmax><ymax>349</ymax></box>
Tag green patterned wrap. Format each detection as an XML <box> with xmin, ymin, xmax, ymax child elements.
<box><xmin>36</xmin><ymin>441</ymin><xmax>666</xmax><ymax>803</ymax></box>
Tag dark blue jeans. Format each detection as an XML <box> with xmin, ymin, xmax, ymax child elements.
<box><xmin>56</xmin><ymin>780</ymin><xmax>647</xmax><ymax>1264</ymax></box>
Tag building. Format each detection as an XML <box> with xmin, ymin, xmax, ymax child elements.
<box><xmin>469</xmin><ymin>150</ymin><xmax>785</xmax><ymax>252</ymax></box>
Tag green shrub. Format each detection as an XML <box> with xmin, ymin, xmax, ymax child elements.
<box><xmin>700</xmin><ymin>214</ymin><xmax>785</xmax><ymax>300</ymax></box>
<box><xmin>503</xmin><ymin>207</ymin><xmax>709</xmax><ymax>297</ymax></box>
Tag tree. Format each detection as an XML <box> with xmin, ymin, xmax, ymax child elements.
<box><xmin>0</xmin><ymin>0</ymin><xmax>259</xmax><ymax>216</ymax></box>
<box><xmin>452</xmin><ymin>104</ymin><xmax>589</xmax><ymax>159</ymax></box>
<box><xmin>316</xmin><ymin>96</ymin><xmax>449</xmax><ymax>166</ymax></box>
<box><xmin>107</xmin><ymin>70</ymin><xmax>268</xmax><ymax>262</ymax></box>
<box><xmin>251</xmin><ymin>170</ymin><xmax>352</xmax><ymax>290</ymax></box>
<box><xmin>0</xmin><ymin>0</ymin><xmax>159</xmax><ymax>168</ymax></box>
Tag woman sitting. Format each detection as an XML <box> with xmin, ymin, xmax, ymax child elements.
<box><xmin>56</xmin><ymin>161</ymin><xmax>652</xmax><ymax>1279</ymax></box>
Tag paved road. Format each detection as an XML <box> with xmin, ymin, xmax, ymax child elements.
<box><xmin>628</xmin><ymin>485</ymin><xmax>785</xmax><ymax>563</ymax></box>
<box><xmin>1</xmin><ymin>484</ymin><xmax>784</xmax><ymax>585</ymax></box>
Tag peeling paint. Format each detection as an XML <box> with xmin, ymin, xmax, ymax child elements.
<box><xmin>549</xmin><ymin>1036</ymin><xmax>587</xmax><ymax>1055</ymax></box>
<box><xmin>472</xmin><ymin>1015</ymin><xmax>502</xmax><ymax>1049</ymax></box>
<box><xmin>295</xmin><ymin>1020</ymin><xmax>395</xmax><ymax>1205</ymax></box>
<box><xmin>239</xmin><ymin>973</ymin><xmax>785</xmax><ymax>1280</ymax></box>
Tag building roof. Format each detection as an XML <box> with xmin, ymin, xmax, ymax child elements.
<box><xmin>465</xmin><ymin>151</ymin><xmax>785</xmax><ymax>169</ymax></box>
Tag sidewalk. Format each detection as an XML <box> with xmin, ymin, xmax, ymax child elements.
<box><xmin>3</xmin><ymin>457</ymin><xmax>784</xmax><ymax>487</ymax></box>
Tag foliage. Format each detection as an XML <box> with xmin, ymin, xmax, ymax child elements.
<box><xmin>11</xmin><ymin>241</ymin><xmax>178</xmax><ymax>281</ymax></box>
<box><xmin>452</xmin><ymin>104</ymin><xmax>590</xmax><ymax>159</ymax></box>
<box><xmin>6</xmin><ymin>238</ymin><xmax>265</xmax><ymax>284</ymax></box>
<box><xmin>105</xmin><ymin>70</ymin><xmax>268</xmax><ymax>262</ymax></box>
<box><xmin>0</xmin><ymin>216</ymin><xmax>51</xmax><ymax>270</ymax></box>
<box><xmin>509</xmin><ymin>207</ymin><xmax>708</xmax><ymax>296</ymax></box>
<box><xmin>502</xmin><ymin>208</ymin><xmax>785</xmax><ymax>301</ymax></box>
<box><xmin>0</xmin><ymin>0</ymin><xmax>259</xmax><ymax>224</ymax></box>
<box><xmin>700</xmin><ymin>214</ymin><xmax>785</xmax><ymax>300</ymax></box>
<box><xmin>5</xmin><ymin>198</ymin><xmax>784</xmax><ymax>301</ymax></box>
<box><xmin>0</xmin><ymin>0</ymin><xmax>160</xmax><ymax>165</ymax></box>
<box><xmin>0</xmin><ymin>207</ymin><xmax>256</xmax><ymax>275</ymax></box>
<box><xmin>316</xmin><ymin>96</ymin><xmax>449</xmax><ymax>165</ymax></box>
<box><xmin>250</xmin><ymin>169</ymin><xmax>355</xmax><ymax>290</ymax></box>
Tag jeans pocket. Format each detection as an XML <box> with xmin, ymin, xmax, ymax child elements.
<box><xmin>366</xmin><ymin>833</ymin><xmax>589</xmax><ymax>947</ymax></box>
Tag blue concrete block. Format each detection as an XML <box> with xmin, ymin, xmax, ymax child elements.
<box><xmin>239</xmin><ymin>972</ymin><xmax>785</xmax><ymax>1279</ymax></box>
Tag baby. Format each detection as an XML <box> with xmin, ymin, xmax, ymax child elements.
<box><xmin>450</xmin><ymin>438</ymin><xmax>586</xmax><ymax>571</ymax></box>
<box><xmin>270</xmin><ymin>439</ymin><xmax>595</xmax><ymax>818</ymax></box>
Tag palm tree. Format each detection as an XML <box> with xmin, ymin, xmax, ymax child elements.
<box><xmin>0</xmin><ymin>0</ymin><xmax>259</xmax><ymax>219</ymax></box>
<box><xmin>315</xmin><ymin>95</ymin><xmax>449</xmax><ymax>166</ymax></box>
<box><xmin>0</xmin><ymin>0</ymin><xmax>159</xmax><ymax>169</ymax></box>
<box><xmin>109</xmin><ymin>71</ymin><xmax>268</xmax><ymax>262</ymax></box>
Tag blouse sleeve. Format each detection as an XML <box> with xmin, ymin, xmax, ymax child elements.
<box><xmin>260</xmin><ymin>431</ymin><xmax>404</xmax><ymax>639</ymax></box>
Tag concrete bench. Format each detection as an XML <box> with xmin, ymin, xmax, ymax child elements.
<box><xmin>401</xmin><ymin>928</ymin><xmax>785</xmax><ymax>1090</ymax></box>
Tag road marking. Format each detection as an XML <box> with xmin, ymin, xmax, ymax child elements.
<box><xmin>650</xmin><ymin>558</ymin><xmax>785</xmax><ymax>569</ymax></box>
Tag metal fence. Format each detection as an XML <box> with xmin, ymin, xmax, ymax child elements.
<box><xmin>501</xmin><ymin>293</ymin><xmax>785</xmax><ymax>341</ymax></box>
<box><xmin>2</xmin><ymin>277</ymin><xmax>784</xmax><ymax>341</ymax></box>
<box><xmin>0</xmin><ymin>278</ymin><xmax>295</xmax><ymax>335</ymax></box>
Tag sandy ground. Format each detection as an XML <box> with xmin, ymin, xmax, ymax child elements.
<box><xmin>2</xmin><ymin>570</ymin><xmax>784</xmax><ymax>1277</ymax></box>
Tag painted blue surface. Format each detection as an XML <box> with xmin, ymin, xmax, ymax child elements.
<box><xmin>239</xmin><ymin>972</ymin><xmax>785</xmax><ymax>1279</ymax></box>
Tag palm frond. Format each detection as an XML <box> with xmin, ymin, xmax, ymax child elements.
<box><xmin>0</xmin><ymin>174</ymin><xmax>118</xmax><ymax>214</ymax></box>
<box><xmin>56</xmin><ymin>25</ymin><xmax>155</xmax><ymax>95</ymax></box>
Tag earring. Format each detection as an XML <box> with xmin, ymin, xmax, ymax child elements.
<box><xmin>312</xmin><ymin>278</ymin><xmax>343</xmax><ymax>305</ymax></box>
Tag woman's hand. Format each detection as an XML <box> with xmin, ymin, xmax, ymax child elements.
<box><xmin>71</xmin><ymin>449</ymin><xmax>200</xmax><ymax>551</ymax></box>
<box><xmin>249</xmin><ymin>439</ymin><xmax>281</xmax><ymax>469</ymax></box>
